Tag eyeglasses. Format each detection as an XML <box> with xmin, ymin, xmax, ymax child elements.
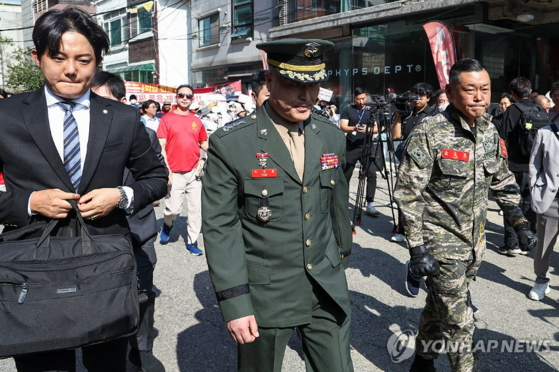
<box><xmin>177</xmin><ymin>93</ymin><xmax>194</xmax><ymax>99</ymax></box>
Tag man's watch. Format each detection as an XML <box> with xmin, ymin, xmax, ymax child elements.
<box><xmin>116</xmin><ymin>186</ymin><xmax>128</xmax><ymax>209</ymax></box>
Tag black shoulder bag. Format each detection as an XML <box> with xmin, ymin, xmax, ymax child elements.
<box><xmin>0</xmin><ymin>201</ymin><xmax>139</xmax><ymax>357</ymax></box>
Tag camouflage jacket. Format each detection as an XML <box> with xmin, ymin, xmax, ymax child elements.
<box><xmin>394</xmin><ymin>105</ymin><xmax>528</xmax><ymax>259</ymax></box>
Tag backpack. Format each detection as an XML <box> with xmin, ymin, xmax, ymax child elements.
<box><xmin>514</xmin><ymin>103</ymin><xmax>551</xmax><ymax>159</ymax></box>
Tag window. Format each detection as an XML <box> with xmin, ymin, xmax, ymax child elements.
<box><xmin>33</xmin><ymin>0</ymin><xmax>47</xmax><ymax>14</ymax></box>
<box><xmin>231</xmin><ymin>0</ymin><xmax>253</xmax><ymax>41</ymax></box>
<box><xmin>130</xmin><ymin>7</ymin><xmax>153</xmax><ymax>38</ymax></box>
<box><xmin>103</xmin><ymin>10</ymin><xmax>127</xmax><ymax>47</ymax></box>
<box><xmin>199</xmin><ymin>13</ymin><xmax>220</xmax><ymax>47</ymax></box>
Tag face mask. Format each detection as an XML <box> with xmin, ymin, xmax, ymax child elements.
<box><xmin>130</xmin><ymin>99</ymin><xmax>137</xmax><ymax>104</ymax></box>
<box><xmin>437</xmin><ymin>103</ymin><xmax>449</xmax><ymax>112</ymax></box>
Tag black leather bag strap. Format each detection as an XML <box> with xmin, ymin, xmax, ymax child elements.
<box><xmin>35</xmin><ymin>200</ymin><xmax>95</xmax><ymax>256</ymax></box>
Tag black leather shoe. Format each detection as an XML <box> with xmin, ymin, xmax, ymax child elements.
<box><xmin>129</xmin><ymin>348</ymin><xmax>165</xmax><ymax>372</ymax></box>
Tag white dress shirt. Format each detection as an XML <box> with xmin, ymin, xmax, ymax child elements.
<box><xmin>27</xmin><ymin>87</ymin><xmax>133</xmax><ymax>216</ymax></box>
<box><xmin>45</xmin><ymin>85</ymin><xmax>90</xmax><ymax>171</ymax></box>
<box><xmin>142</xmin><ymin>116</ymin><xmax>160</xmax><ymax>133</ymax></box>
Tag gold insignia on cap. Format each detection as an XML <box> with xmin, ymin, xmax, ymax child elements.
<box><xmin>304</xmin><ymin>42</ymin><xmax>320</xmax><ymax>58</ymax></box>
<box><xmin>103</xmin><ymin>109</ymin><xmax>108</xmax><ymax>114</ymax></box>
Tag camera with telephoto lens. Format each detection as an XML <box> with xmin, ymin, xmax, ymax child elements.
<box><xmin>387</xmin><ymin>92</ymin><xmax>419</xmax><ymax>115</ymax></box>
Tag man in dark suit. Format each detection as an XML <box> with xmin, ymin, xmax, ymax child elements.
<box><xmin>203</xmin><ymin>39</ymin><xmax>353</xmax><ymax>371</ymax></box>
<box><xmin>0</xmin><ymin>7</ymin><xmax>167</xmax><ymax>372</ymax></box>
<box><xmin>91</xmin><ymin>71</ymin><xmax>167</xmax><ymax>372</ymax></box>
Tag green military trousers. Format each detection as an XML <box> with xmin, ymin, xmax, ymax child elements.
<box><xmin>415</xmin><ymin>239</ymin><xmax>485</xmax><ymax>372</ymax></box>
<box><xmin>237</xmin><ymin>281</ymin><xmax>353</xmax><ymax>372</ymax></box>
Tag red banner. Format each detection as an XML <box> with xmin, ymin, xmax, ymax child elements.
<box><xmin>423</xmin><ymin>21</ymin><xmax>457</xmax><ymax>89</ymax></box>
<box><xmin>125</xmin><ymin>82</ymin><xmax>177</xmax><ymax>104</ymax></box>
<box><xmin>124</xmin><ymin>81</ymin><xmax>243</xmax><ymax>105</ymax></box>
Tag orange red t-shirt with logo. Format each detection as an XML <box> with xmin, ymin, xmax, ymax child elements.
<box><xmin>157</xmin><ymin>111</ymin><xmax>208</xmax><ymax>173</ymax></box>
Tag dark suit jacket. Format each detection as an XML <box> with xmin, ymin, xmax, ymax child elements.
<box><xmin>124</xmin><ymin>127</ymin><xmax>167</xmax><ymax>246</ymax></box>
<box><xmin>0</xmin><ymin>87</ymin><xmax>167</xmax><ymax>235</ymax></box>
<box><xmin>202</xmin><ymin>104</ymin><xmax>352</xmax><ymax>327</ymax></box>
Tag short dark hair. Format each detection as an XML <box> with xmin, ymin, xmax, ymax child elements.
<box><xmin>177</xmin><ymin>84</ymin><xmax>194</xmax><ymax>94</ymax></box>
<box><xmin>354</xmin><ymin>87</ymin><xmax>367</xmax><ymax>96</ymax></box>
<box><xmin>129</xmin><ymin>94</ymin><xmax>137</xmax><ymax>100</ymax></box>
<box><xmin>91</xmin><ymin>71</ymin><xmax>126</xmax><ymax>100</ymax></box>
<box><xmin>33</xmin><ymin>7</ymin><xmax>109</xmax><ymax>63</ymax></box>
<box><xmin>448</xmin><ymin>58</ymin><xmax>486</xmax><ymax>86</ymax></box>
<box><xmin>434</xmin><ymin>89</ymin><xmax>446</xmax><ymax>100</ymax></box>
<box><xmin>141</xmin><ymin>99</ymin><xmax>157</xmax><ymax>113</ymax></box>
<box><xmin>509</xmin><ymin>77</ymin><xmax>532</xmax><ymax>99</ymax></box>
<box><xmin>500</xmin><ymin>92</ymin><xmax>513</xmax><ymax>102</ymax></box>
<box><xmin>411</xmin><ymin>83</ymin><xmax>433</xmax><ymax>98</ymax></box>
<box><xmin>251</xmin><ymin>70</ymin><xmax>267</xmax><ymax>96</ymax></box>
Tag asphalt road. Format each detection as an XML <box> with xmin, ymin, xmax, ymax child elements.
<box><xmin>1</xmin><ymin>169</ymin><xmax>558</xmax><ymax>372</ymax></box>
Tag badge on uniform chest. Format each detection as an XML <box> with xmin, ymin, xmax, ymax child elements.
<box><xmin>321</xmin><ymin>153</ymin><xmax>340</xmax><ymax>170</ymax></box>
<box><xmin>257</xmin><ymin>205</ymin><xmax>272</xmax><ymax>222</ymax></box>
<box><xmin>253</xmin><ymin>152</ymin><xmax>277</xmax><ymax>178</ymax></box>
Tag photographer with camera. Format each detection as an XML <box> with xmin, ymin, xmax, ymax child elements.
<box><xmin>392</xmin><ymin>83</ymin><xmax>434</xmax><ymax>141</ymax></box>
<box><xmin>391</xmin><ymin>83</ymin><xmax>434</xmax><ymax>243</ymax></box>
<box><xmin>340</xmin><ymin>87</ymin><xmax>381</xmax><ymax>216</ymax></box>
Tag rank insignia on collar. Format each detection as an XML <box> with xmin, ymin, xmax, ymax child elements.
<box><xmin>257</xmin><ymin>205</ymin><xmax>272</xmax><ymax>222</ymax></box>
<box><xmin>260</xmin><ymin>129</ymin><xmax>268</xmax><ymax>136</ymax></box>
<box><xmin>311</xmin><ymin>124</ymin><xmax>317</xmax><ymax>130</ymax></box>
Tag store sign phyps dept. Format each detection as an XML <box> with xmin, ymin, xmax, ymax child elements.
<box><xmin>327</xmin><ymin>65</ymin><xmax>423</xmax><ymax>77</ymax></box>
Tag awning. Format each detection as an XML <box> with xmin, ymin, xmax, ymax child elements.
<box><xmin>107</xmin><ymin>63</ymin><xmax>155</xmax><ymax>73</ymax></box>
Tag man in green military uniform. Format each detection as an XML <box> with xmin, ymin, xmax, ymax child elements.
<box><xmin>394</xmin><ymin>59</ymin><xmax>537</xmax><ymax>372</ymax></box>
<box><xmin>202</xmin><ymin>39</ymin><xmax>353</xmax><ymax>371</ymax></box>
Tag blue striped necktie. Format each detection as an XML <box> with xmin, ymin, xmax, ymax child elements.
<box><xmin>59</xmin><ymin>101</ymin><xmax>81</xmax><ymax>193</ymax></box>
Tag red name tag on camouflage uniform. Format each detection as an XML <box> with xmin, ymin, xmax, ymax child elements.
<box><xmin>442</xmin><ymin>149</ymin><xmax>470</xmax><ymax>162</ymax></box>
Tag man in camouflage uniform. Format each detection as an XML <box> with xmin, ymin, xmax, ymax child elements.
<box><xmin>394</xmin><ymin>58</ymin><xmax>537</xmax><ymax>372</ymax></box>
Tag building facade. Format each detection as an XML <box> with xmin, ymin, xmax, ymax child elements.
<box><xmin>0</xmin><ymin>0</ymin><xmax>24</xmax><ymax>89</ymax></box>
<box><xmin>190</xmin><ymin>0</ymin><xmax>278</xmax><ymax>92</ymax></box>
<box><xmin>270</xmin><ymin>0</ymin><xmax>559</xmax><ymax>107</ymax></box>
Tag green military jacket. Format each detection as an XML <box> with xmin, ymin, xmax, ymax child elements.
<box><xmin>394</xmin><ymin>105</ymin><xmax>527</xmax><ymax>259</ymax></box>
<box><xmin>202</xmin><ymin>104</ymin><xmax>352</xmax><ymax>327</ymax></box>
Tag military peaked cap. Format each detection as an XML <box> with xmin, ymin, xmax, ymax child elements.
<box><xmin>256</xmin><ymin>38</ymin><xmax>334</xmax><ymax>83</ymax></box>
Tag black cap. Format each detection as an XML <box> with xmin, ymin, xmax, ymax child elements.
<box><xmin>256</xmin><ymin>38</ymin><xmax>334</xmax><ymax>83</ymax></box>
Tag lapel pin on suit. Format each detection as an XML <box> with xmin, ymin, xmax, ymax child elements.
<box><xmin>102</xmin><ymin>109</ymin><xmax>108</xmax><ymax>114</ymax></box>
